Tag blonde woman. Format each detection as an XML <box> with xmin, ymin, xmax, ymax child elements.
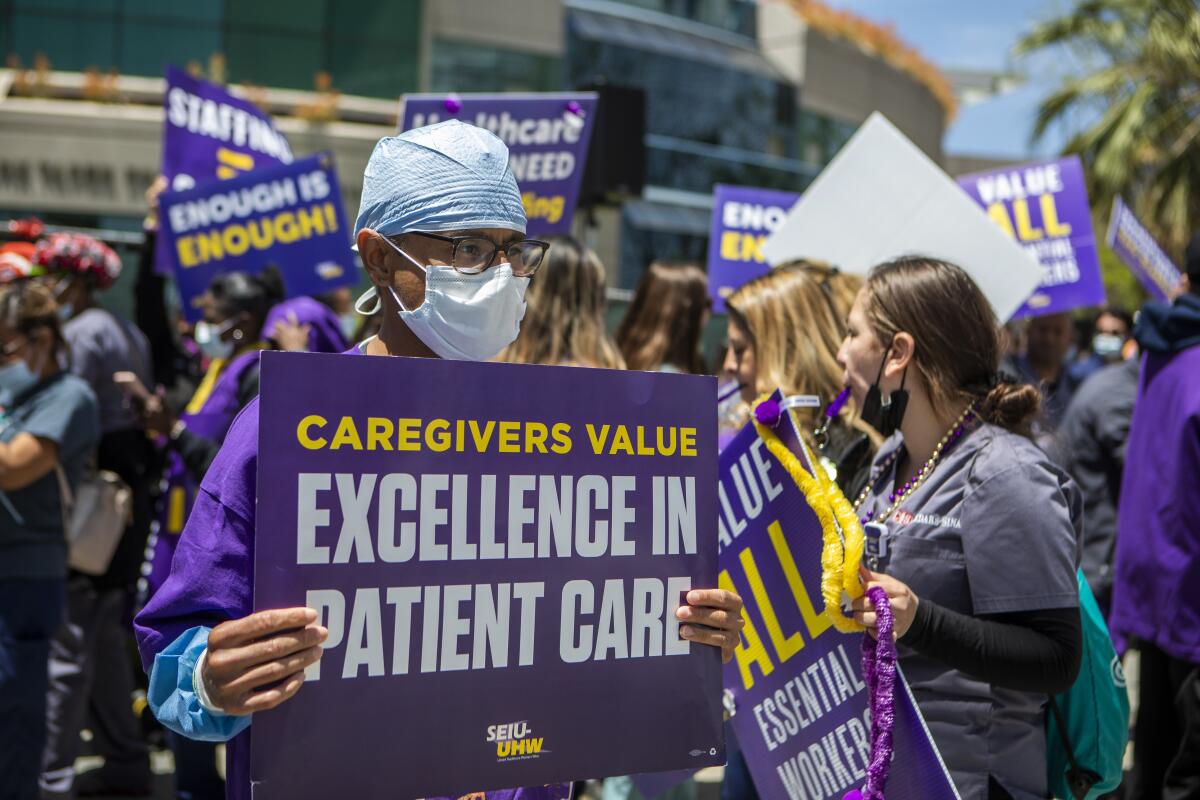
<box><xmin>499</xmin><ymin>236</ymin><xmax>625</xmax><ymax>369</ymax></box>
<box><xmin>723</xmin><ymin>260</ymin><xmax>878</xmax><ymax>495</ymax></box>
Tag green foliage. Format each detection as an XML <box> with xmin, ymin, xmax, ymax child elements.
<box><xmin>1018</xmin><ymin>0</ymin><xmax>1200</xmax><ymax>257</ymax></box>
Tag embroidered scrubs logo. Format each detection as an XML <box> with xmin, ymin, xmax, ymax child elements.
<box><xmin>486</xmin><ymin>721</ymin><xmax>547</xmax><ymax>762</ymax></box>
<box><xmin>891</xmin><ymin>509</ymin><xmax>962</xmax><ymax>529</ymax></box>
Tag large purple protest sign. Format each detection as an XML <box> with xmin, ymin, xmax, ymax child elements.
<box><xmin>252</xmin><ymin>352</ymin><xmax>724</xmax><ymax>798</ymax></box>
<box><xmin>157</xmin><ymin>153</ymin><xmax>355</xmax><ymax>323</ymax></box>
<box><xmin>1107</xmin><ymin>196</ymin><xmax>1182</xmax><ymax>302</ymax></box>
<box><xmin>399</xmin><ymin>93</ymin><xmax>597</xmax><ymax>238</ymax></box>
<box><xmin>958</xmin><ymin>156</ymin><xmax>1104</xmax><ymax>318</ymax></box>
<box><xmin>707</xmin><ymin>185</ymin><xmax>800</xmax><ymax>314</ymax></box>
<box><xmin>158</xmin><ymin>66</ymin><xmax>294</xmax><ymax>274</ymax></box>
<box><xmin>718</xmin><ymin>408</ymin><xmax>959</xmax><ymax>800</ymax></box>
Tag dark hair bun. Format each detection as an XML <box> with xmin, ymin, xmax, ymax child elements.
<box><xmin>980</xmin><ymin>382</ymin><xmax>1041</xmax><ymax>433</ymax></box>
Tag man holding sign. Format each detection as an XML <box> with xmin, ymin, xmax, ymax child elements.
<box><xmin>134</xmin><ymin>120</ymin><xmax>743</xmax><ymax>799</ymax></box>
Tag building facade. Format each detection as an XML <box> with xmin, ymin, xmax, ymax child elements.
<box><xmin>0</xmin><ymin>0</ymin><xmax>949</xmax><ymax>302</ymax></box>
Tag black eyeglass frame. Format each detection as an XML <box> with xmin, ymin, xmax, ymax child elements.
<box><xmin>391</xmin><ymin>231</ymin><xmax>549</xmax><ymax>277</ymax></box>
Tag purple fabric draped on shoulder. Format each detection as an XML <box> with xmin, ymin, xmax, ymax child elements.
<box><xmin>262</xmin><ymin>296</ymin><xmax>350</xmax><ymax>354</ymax></box>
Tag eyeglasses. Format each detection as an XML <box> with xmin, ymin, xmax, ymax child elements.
<box><xmin>396</xmin><ymin>232</ymin><xmax>549</xmax><ymax>277</ymax></box>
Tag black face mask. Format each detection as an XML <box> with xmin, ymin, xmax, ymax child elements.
<box><xmin>860</xmin><ymin>347</ymin><xmax>909</xmax><ymax>436</ymax></box>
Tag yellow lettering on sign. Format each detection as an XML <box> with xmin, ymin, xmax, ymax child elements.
<box><xmin>1041</xmin><ymin>193</ymin><xmax>1072</xmax><ymax>237</ymax></box>
<box><xmin>986</xmin><ymin>203</ymin><xmax>1015</xmax><ymax>240</ymax></box>
<box><xmin>720</xmin><ymin>569</ymin><xmax>774</xmax><ymax>690</ymax></box>
<box><xmin>768</xmin><ymin>521</ymin><xmax>832</xmax><ymax>640</ymax></box>
<box><xmin>1014</xmin><ymin>198</ymin><xmax>1044</xmax><ymax>241</ymax></box>
<box><xmin>739</xmin><ymin>547</ymin><xmax>805</xmax><ymax>663</ymax></box>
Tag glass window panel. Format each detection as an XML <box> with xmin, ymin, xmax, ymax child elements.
<box><xmin>331</xmin><ymin>0</ymin><xmax>421</xmax><ymax>42</ymax></box>
<box><xmin>10</xmin><ymin>10</ymin><xmax>117</xmax><ymax>70</ymax></box>
<box><xmin>330</xmin><ymin>41</ymin><xmax>418</xmax><ymax>98</ymax></box>
<box><xmin>566</xmin><ymin>34</ymin><xmax>794</xmax><ymax>156</ymax></box>
<box><xmin>225</xmin><ymin>31</ymin><xmax>322</xmax><ymax>91</ymax></box>
<box><xmin>119</xmin><ymin>21</ymin><xmax>220</xmax><ymax>78</ymax></box>
<box><xmin>121</xmin><ymin>0</ymin><xmax>221</xmax><ymax>23</ymax></box>
<box><xmin>13</xmin><ymin>0</ymin><xmax>114</xmax><ymax>11</ymax></box>
<box><xmin>431</xmin><ymin>39</ymin><xmax>562</xmax><ymax>94</ymax></box>
<box><xmin>226</xmin><ymin>0</ymin><xmax>325</xmax><ymax>34</ymax></box>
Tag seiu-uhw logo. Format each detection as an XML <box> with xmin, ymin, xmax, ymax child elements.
<box><xmin>486</xmin><ymin>721</ymin><xmax>546</xmax><ymax>760</ymax></box>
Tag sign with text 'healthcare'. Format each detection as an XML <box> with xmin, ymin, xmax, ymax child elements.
<box><xmin>719</xmin><ymin>407</ymin><xmax>959</xmax><ymax>800</ymax></box>
<box><xmin>707</xmin><ymin>185</ymin><xmax>801</xmax><ymax>314</ymax></box>
<box><xmin>252</xmin><ymin>352</ymin><xmax>724</xmax><ymax>798</ymax></box>
<box><xmin>958</xmin><ymin>156</ymin><xmax>1104</xmax><ymax>318</ymax></box>
<box><xmin>399</xmin><ymin>93</ymin><xmax>597</xmax><ymax>237</ymax></box>
<box><xmin>1106</xmin><ymin>196</ymin><xmax>1182</xmax><ymax>302</ymax></box>
<box><xmin>157</xmin><ymin>153</ymin><xmax>354</xmax><ymax>322</ymax></box>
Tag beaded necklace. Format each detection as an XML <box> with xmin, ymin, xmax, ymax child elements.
<box><xmin>854</xmin><ymin>401</ymin><xmax>979</xmax><ymax>525</ymax></box>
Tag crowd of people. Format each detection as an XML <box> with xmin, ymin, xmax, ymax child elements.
<box><xmin>0</xmin><ymin>117</ymin><xmax>1197</xmax><ymax>800</ymax></box>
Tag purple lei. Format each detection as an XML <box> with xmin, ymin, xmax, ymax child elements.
<box><xmin>843</xmin><ymin>585</ymin><xmax>897</xmax><ymax>800</ymax></box>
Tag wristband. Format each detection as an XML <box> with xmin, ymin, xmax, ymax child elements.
<box><xmin>193</xmin><ymin>648</ymin><xmax>230</xmax><ymax>717</ymax></box>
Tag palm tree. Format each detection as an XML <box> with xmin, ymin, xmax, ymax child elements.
<box><xmin>1016</xmin><ymin>0</ymin><xmax>1200</xmax><ymax>258</ymax></box>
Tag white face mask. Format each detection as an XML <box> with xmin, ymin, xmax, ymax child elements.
<box><xmin>193</xmin><ymin>319</ymin><xmax>235</xmax><ymax>360</ymax></box>
<box><xmin>380</xmin><ymin>237</ymin><xmax>528</xmax><ymax>361</ymax></box>
<box><xmin>1092</xmin><ymin>333</ymin><xmax>1124</xmax><ymax>360</ymax></box>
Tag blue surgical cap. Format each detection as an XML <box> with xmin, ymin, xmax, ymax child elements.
<box><xmin>354</xmin><ymin>120</ymin><xmax>526</xmax><ymax>243</ymax></box>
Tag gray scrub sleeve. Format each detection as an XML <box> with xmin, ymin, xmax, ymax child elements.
<box><xmin>961</xmin><ymin>463</ymin><xmax>1079</xmax><ymax>614</ymax></box>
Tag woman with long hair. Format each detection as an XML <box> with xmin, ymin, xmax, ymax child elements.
<box><xmin>499</xmin><ymin>236</ymin><xmax>624</xmax><ymax>369</ymax></box>
<box><xmin>842</xmin><ymin>256</ymin><xmax>1081</xmax><ymax>799</ymax></box>
<box><xmin>723</xmin><ymin>260</ymin><xmax>877</xmax><ymax>494</ymax></box>
<box><xmin>615</xmin><ymin>261</ymin><xmax>710</xmax><ymax>373</ymax></box>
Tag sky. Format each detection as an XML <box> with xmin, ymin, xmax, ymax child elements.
<box><xmin>823</xmin><ymin>0</ymin><xmax>1085</xmax><ymax>159</ymax></box>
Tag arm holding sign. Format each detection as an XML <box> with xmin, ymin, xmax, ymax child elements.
<box><xmin>852</xmin><ymin>571</ymin><xmax>1081</xmax><ymax>693</ymax></box>
<box><xmin>136</xmin><ymin>402</ymin><xmax>330</xmax><ymax>739</ymax></box>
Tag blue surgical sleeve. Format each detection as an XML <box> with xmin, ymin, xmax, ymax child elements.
<box><xmin>147</xmin><ymin>625</ymin><xmax>252</xmax><ymax>743</ymax></box>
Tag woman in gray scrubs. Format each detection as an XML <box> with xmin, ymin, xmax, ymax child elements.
<box><xmin>838</xmin><ymin>257</ymin><xmax>1082</xmax><ymax>800</ymax></box>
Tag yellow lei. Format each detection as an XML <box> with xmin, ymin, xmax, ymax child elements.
<box><xmin>753</xmin><ymin>411</ymin><xmax>865</xmax><ymax>633</ymax></box>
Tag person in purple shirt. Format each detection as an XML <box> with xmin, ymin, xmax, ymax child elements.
<box><xmin>134</xmin><ymin>120</ymin><xmax>745</xmax><ymax>800</ymax></box>
<box><xmin>1110</xmin><ymin>235</ymin><xmax>1200</xmax><ymax>798</ymax></box>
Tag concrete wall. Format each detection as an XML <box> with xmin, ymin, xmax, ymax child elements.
<box><xmin>428</xmin><ymin>0</ymin><xmax>565</xmax><ymax>56</ymax></box>
<box><xmin>800</xmin><ymin>29</ymin><xmax>945</xmax><ymax>164</ymax></box>
<box><xmin>757</xmin><ymin>1</ymin><xmax>806</xmax><ymax>86</ymax></box>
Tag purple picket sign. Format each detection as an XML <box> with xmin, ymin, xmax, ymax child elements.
<box><xmin>156</xmin><ymin>153</ymin><xmax>355</xmax><ymax>323</ymax></box>
<box><xmin>399</xmin><ymin>93</ymin><xmax>597</xmax><ymax>238</ymax></box>
<box><xmin>251</xmin><ymin>352</ymin><xmax>724</xmax><ymax>799</ymax></box>
<box><xmin>1106</xmin><ymin>196</ymin><xmax>1182</xmax><ymax>302</ymax></box>
<box><xmin>707</xmin><ymin>185</ymin><xmax>801</xmax><ymax>314</ymax></box>
<box><xmin>957</xmin><ymin>155</ymin><xmax>1104</xmax><ymax>318</ymax></box>
<box><xmin>157</xmin><ymin>66</ymin><xmax>294</xmax><ymax>274</ymax></box>
<box><xmin>718</xmin><ymin>405</ymin><xmax>960</xmax><ymax>800</ymax></box>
